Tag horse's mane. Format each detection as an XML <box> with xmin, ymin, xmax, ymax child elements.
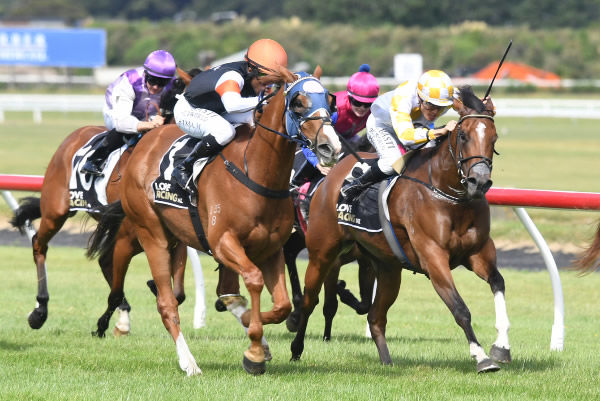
<box><xmin>457</xmin><ymin>85</ymin><xmax>485</xmax><ymax>114</ymax></box>
<box><xmin>259</xmin><ymin>66</ymin><xmax>298</xmax><ymax>87</ymax></box>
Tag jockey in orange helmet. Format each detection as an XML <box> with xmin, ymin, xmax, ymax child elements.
<box><xmin>172</xmin><ymin>38</ymin><xmax>288</xmax><ymax>191</ymax></box>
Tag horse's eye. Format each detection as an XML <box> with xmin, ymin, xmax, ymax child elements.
<box><xmin>290</xmin><ymin>92</ymin><xmax>311</xmax><ymax>115</ymax></box>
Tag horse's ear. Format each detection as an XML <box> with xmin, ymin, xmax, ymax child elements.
<box><xmin>313</xmin><ymin>65</ymin><xmax>322</xmax><ymax>79</ymax></box>
<box><xmin>452</xmin><ymin>96</ymin><xmax>467</xmax><ymax>117</ymax></box>
<box><xmin>177</xmin><ymin>66</ymin><xmax>192</xmax><ymax>86</ymax></box>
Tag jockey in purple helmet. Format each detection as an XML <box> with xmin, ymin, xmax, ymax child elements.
<box><xmin>81</xmin><ymin>49</ymin><xmax>177</xmax><ymax>176</ymax></box>
<box><xmin>291</xmin><ymin>64</ymin><xmax>379</xmax><ymax>185</ymax></box>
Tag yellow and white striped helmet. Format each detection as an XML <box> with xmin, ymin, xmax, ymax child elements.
<box><xmin>416</xmin><ymin>70</ymin><xmax>454</xmax><ymax>106</ymax></box>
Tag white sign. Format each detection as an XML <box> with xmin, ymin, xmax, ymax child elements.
<box><xmin>394</xmin><ymin>54</ymin><xmax>423</xmax><ymax>82</ymax></box>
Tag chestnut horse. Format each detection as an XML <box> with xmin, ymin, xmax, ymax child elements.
<box><xmin>9</xmin><ymin>69</ymin><xmax>191</xmax><ymax>333</ymax></box>
<box><xmin>291</xmin><ymin>86</ymin><xmax>511</xmax><ymax>373</ymax></box>
<box><xmin>87</xmin><ymin>68</ymin><xmax>341</xmax><ymax>375</ymax></box>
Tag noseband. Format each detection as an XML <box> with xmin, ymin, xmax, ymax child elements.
<box><xmin>449</xmin><ymin>114</ymin><xmax>495</xmax><ymax>187</ymax></box>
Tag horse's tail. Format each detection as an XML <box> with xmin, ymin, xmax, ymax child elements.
<box><xmin>86</xmin><ymin>200</ymin><xmax>126</xmax><ymax>262</ymax></box>
<box><xmin>10</xmin><ymin>196</ymin><xmax>41</xmax><ymax>233</ymax></box>
<box><xmin>571</xmin><ymin>220</ymin><xmax>600</xmax><ymax>274</ymax></box>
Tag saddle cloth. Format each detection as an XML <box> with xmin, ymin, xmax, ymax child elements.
<box><xmin>69</xmin><ymin>131</ymin><xmax>128</xmax><ymax>213</ymax></box>
<box><xmin>151</xmin><ymin>136</ymin><xmax>210</xmax><ymax>209</ymax></box>
<box><xmin>336</xmin><ymin>161</ymin><xmax>394</xmax><ymax>233</ymax></box>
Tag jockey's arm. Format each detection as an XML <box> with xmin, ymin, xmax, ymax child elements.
<box><xmin>216</xmin><ymin>71</ymin><xmax>259</xmax><ymax>116</ymax></box>
<box><xmin>111</xmin><ymin>80</ymin><xmax>161</xmax><ymax>133</ymax></box>
<box><xmin>390</xmin><ymin>95</ymin><xmax>433</xmax><ymax>149</ymax></box>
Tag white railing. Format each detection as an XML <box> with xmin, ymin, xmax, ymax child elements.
<box><xmin>3</xmin><ymin>94</ymin><xmax>600</xmax><ymax>123</ymax></box>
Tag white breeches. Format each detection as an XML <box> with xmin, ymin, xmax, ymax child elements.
<box><xmin>365</xmin><ymin>115</ymin><xmax>403</xmax><ymax>175</ymax></box>
<box><xmin>174</xmin><ymin>95</ymin><xmax>236</xmax><ymax>146</ymax></box>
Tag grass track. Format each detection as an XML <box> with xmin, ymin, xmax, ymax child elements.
<box><xmin>1</xmin><ymin>247</ymin><xmax>599</xmax><ymax>400</ymax></box>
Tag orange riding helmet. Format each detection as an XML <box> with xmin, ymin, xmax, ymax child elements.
<box><xmin>245</xmin><ymin>39</ymin><xmax>288</xmax><ymax>74</ymax></box>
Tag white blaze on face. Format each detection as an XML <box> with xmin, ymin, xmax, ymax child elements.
<box><xmin>476</xmin><ymin>121</ymin><xmax>487</xmax><ymax>142</ymax></box>
<box><xmin>318</xmin><ymin>109</ymin><xmax>341</xmax><ymax>153</ymax></box>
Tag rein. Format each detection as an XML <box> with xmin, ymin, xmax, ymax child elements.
<box><xmin>223</xmin><ymin>75</ymin><xmax>332</xmax><ymax>199</ymax></box>
<box><xmin>399</xmin><ymin>113</ymin><xmax>495</xmax><ymax>203</ymax></box>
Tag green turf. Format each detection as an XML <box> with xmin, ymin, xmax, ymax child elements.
<box><xmin>0</xmin><ymin>248</ymin><xmax>598</xmax><ymax>401</ymax></box>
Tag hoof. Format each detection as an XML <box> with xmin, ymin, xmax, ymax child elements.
<box><xmin>214</xmin><ymin>298</ymin><xmax>227</xmax><ymax>312</ymax></box>
<box><xmin>477</xmin><ymin>358</ymin><xmax>501</xmax><ymax>373</ymax></box>
<box><xmin>91</xmin><ymin>330</ymin><xmax>106</xmax><ymax>338</ymax></box>
<box><xmin>243</xmin><ymin>355</ymin><xmax>266</xmax><ymax>375</ymax></box>
<box><xmin>27</xmin><ymin>309</ymin><xmax>47</xmax><ymax>330</ymax></box>
<box><xmin>113</xmin><ymin>326</ymin><xmax>129</xmax><ymax>337</ymax></box>
<box><xmin>490</xmin><ymin>345</ymin><xmax>512</xmax><ymax>363</ymax></box>
<box><xmin>285</xmin><ymin>311</ymin><xmax>300</xmax><ymax>332</ymax></box>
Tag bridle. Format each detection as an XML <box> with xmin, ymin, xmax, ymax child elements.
<box><xmin>253</xmin><ymin>75</ymin><xmax>332</xmax><ymax>151</ymax></box>
<box><xmin>449</xmin><ymin>114</ymin><xmax>495</xmax><ymax>188</ymax></box>
<box><xmin>398</xmin><ymin>113</ymin><xmax>496</xmax><ymax>203</ymax></box>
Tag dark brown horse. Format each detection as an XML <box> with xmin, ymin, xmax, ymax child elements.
<box><xmin>290</xmin><ymin>86</ymin><xmax>511</xmax><ymax>373</ymax></box>
<box><xmin>9</xmin><ymin>69</ymin><xmax>191</xmax><ymax>334</ymax></box>
<box><xmin>572</xmin><ymin>221</ymin><xmax>600</xmax><ymax>273</ymax></box>
<box><xmin>87</xmin><ymin>68</ymin><xmax>341</xmax><ymax>375</ymax></box>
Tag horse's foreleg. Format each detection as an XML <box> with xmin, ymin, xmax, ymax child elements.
<box><xmin>215</xmin><ymin>265</ymin><xmax>273</xmax><ymax>361</ymax></box>
<box><xmin>213</xmin><ymin>232</ymin><xmax>266</xmax><ymax>375</ymax></box>
<box><xmin>426</xmin><ymin>259</ymin><xmax>500</xmax><ymax>373</ymax></box>
<box><xmin>468</xmin><ymin>243</ymin><xmax>511</xmax><ymax>364</ymax></box>
<box><xmin>290</xmin><ymin>251</ymin><xmax>336</xmax><ymax>361</ymax></box>
<box><xmin>367</xmin><ymin>266</ymin><xmax>401</xmax><ymax>365</ymax></box>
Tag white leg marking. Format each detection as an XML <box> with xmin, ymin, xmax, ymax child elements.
<box><xmin>493</xmin><ymin>291</ymin><xmax>511</xmax><ymax>349</ymax></box>
<box><xmin>114</xmin><ymin>308</ymin><xmax>130</xmax><ymax>334</ymax></box>
<box><xmin>175</xmin><ymin>332</ymin><xmax>202</xmax><ymax>376</ymax></box>
<box><xmin>469</xmin><ymin>342</ymin><xmax>489</xmax><ymax>364</ymax></box>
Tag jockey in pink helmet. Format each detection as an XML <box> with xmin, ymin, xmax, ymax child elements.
<box><xmin>292</xmin><ymin>64</ymin><xmax>379</xmax><ymax>184</ymax></box>
<box><xmin>81</xmin><ymin>49</ymin><xmax>177</xmax><ymax>176</ymax></box>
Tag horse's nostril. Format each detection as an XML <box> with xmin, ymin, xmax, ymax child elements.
<box><xmin>317</xmin><ymin>144</ymin><xmax>333</xmax><ymax>158</ymax></box>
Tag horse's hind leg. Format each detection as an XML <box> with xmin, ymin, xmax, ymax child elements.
<box><xmin>28</xmin><ymin>206</ymin><xmax>70</xmax><ymax>329</ymax></box>
<box><xmin>468</xmin><ymin>240</ymin><xmax>511</xmax><ymax>364</ymax></box>
<box><xmin>94</xmin><ymin>221</ymin><xmax>142</xmax><ymax>337</ymax></box>
<box><xmin>322</xmin><ymin>263</ymin><xmax>341</xmax><ymax>341</ymax></box>
<box><xmin>367</xmin><ymin>265</ymin><xmax>402</xmax><ymax>365</ymax></box>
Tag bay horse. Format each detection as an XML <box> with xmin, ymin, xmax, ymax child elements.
<box><xmin>87</xmin><ymin>68</ymin><xmax>341</xmax><ymax>375</ymax></box>
<box><xmin>9</xmin><ymin>68</ymin><xmax>191</xmax><ymax>334</ymax></box>
<box><xmin>290</xmin><ymin>86</ymin><xmax>511</xmax><ymax>373</ymax></box>
<box><xmin>572</xmin><ymin>221</ymin><xmax>600</xmax><ymax>273</ymax></box>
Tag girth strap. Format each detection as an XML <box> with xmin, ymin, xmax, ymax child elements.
<box><xmin>188</xmin><ymin>206</ymin><xmax>212</xmax><ymax>255</ymax></box>
<box><xmin>377</xmin><ymin>180</ymin><xmax>417</xmax><ymax>272</ymax></box>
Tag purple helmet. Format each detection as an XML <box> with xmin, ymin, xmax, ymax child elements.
<box><xmin>347</xmin><ymin>64</ymin><xmax>379</xmax><ymax>103</ymax></box>
<box><xmin>143</xmin><ymin>50</ymin><xmax>176</xmax><ymax>79</ymax></box>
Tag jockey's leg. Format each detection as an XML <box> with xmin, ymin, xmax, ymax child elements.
<box><xmin>80</xmin><ymin>129</ymin><xmax>124</xmax><ymax>176</ymax></box>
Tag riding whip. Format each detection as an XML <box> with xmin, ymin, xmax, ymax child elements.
<box><xmin>484</xmin><ymin>40</ymin><xmax>513</xmax><ymax>99</ymax></box>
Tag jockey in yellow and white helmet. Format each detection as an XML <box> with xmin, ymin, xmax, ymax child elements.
<box><xmin>341</xmin><ymin>69</ymin><xmax>459</xmax><ymax>200</ymax></box>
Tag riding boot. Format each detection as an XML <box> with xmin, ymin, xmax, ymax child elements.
<box><xmin>172</xmin><ymin>134</ymin><xmax>224</xmax><ymax>191</ymax></box>
<box><xmin>341</xmin><ymin>160</ymin><xmax>390</xmax><ymax>200</ymax></box>
<box><xmin>80</xmin><ymin>129</ymin><xmax>124</xmax><ymax>176</ymax></box>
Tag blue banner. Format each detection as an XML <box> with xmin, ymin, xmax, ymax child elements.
<box><xmin>0</xmin><ymin>28</ymin><xmax>106</xmax><ymax>68</ymax></box>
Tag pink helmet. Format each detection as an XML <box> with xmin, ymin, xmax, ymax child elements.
<box><xmin>143</xmin><ymin>50</ymin><xmax>176</xmax><ymax>79</ymax></box>
<box><xmin>347</xmin><ymin>64</ymin><xmax>379</xmax><ymax>103</ymax></box>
